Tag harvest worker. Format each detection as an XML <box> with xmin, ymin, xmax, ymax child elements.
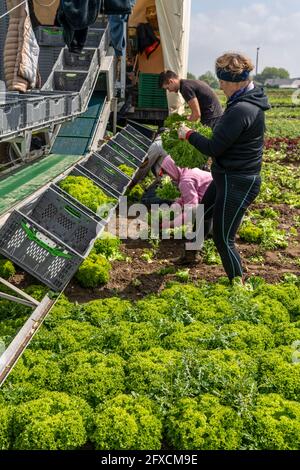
<box><xmin>177</xmin><ymin>52</ymin><xmax>270</xmax><ymax>282</ymax></box>
<box><xmin>131</xmin><ymin>129</ymin><xmax>168</xmax><ymax>188</ymax></box>
<box><xmin>130</xmin><ymin>131</ymin><xmax>212</xmax><ymax>215</ymax></box>
<box><xmin>153</xmin><ymin>154</ymin><xmax>213</xmax><ymax>231</ymax></box>
<box><xmin>158</xmin><ymin>70</ymin><xmax>223</xmax><ymax>128</ymax></box>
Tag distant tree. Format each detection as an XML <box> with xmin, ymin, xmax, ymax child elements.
<box><xmin>199</xmin><ymin>71</ymin><xmax>219</xmax><ymax>89</ymax></box>
<box><xmin>187</xmin><ymin>72</ymin><xmax>196</xmax><ymax>80</ymax></box>
<box><xmin>256</xmin><ymin>67</ymin><xmax>290</xmax><ymax>83</ymax></box>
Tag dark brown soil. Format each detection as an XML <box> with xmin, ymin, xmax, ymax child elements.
<box><xmin>65</xmin><ymin>239</ymin><xmax>300</xmax><ymax>305</ymax></box>
<box><xmin>6</xmin><ymin>189</ymin><xmax>300</xmax><ymax>304</ymax></box>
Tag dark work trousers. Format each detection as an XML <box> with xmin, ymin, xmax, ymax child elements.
<box><xmin>200</xmin><ymin>172</ymin><xmax>261</xmax><ymax>280</ymax></box>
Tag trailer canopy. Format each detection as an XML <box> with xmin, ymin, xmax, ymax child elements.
<box><xmin>129</xmin><ymin>0</ymin><xmax>191</xmax><ymax>113</ymax></box>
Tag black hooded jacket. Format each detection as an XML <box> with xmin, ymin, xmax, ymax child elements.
<box><xmin>188</xmin><ymin>86</ymin><xmax>271</xmax><ymax>175</ymax></box>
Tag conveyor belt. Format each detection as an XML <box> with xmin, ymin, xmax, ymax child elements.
<box><xmin>0</xmin><ymin>154</ymin><xmax>83</xmax><ymax>216</ymax></box>
<box><xmin>51</xmin><ymin>92</ymin><xmax>106</xmax><ymax>155</ymax></box>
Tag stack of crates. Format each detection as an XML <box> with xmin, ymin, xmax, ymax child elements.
<box><xmin>138</xmin><ymin>73</ymin><xmax>168</xmax><ymax>109</ymax></box>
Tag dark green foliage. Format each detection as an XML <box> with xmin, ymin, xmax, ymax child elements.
<box><xmin>59</xmin><ymin>352</ymin><xmax>126</xmax><ymax>407</ymax></box>
<box><xmin>258</xmin><ymin>348</ymin><xmax>300</xmax><ymax>401</ymax></box>
<box><xmin>11</xmin><ymin>392</ymin><xmax>93</xmax><ymax>450</ymax></box>
<box><xmin>92</xmin><ymin>394</ymin><xmax>162</xmax><ymax>450</ymax></box>
<box><xmin>162</xmin><ymin>114</ymin><xmax>212</xmax><ymax>168</ymax></box>
<box><xmin>59</xmin><ymin>176</ymin><xmax>116</xmax><ymax>214</ymax></box>
<box><xmin>93</xmin><ymin>234</ymin><xmax>123</xmax><ymax>261</ymax></box>
<box><xmin>166</xmin><ymin>395</ymin><xmax>243</xmax><ymax>450</ymax></box>
<box><xmin>80</xmin><ymin>297</ymin><xmax>133</xmax><ymax>326</ymax></box>
<box><xmin>0</xmin><ymin>406</ymin><xmax>12</xmax><ymax>450</ymax></box>
<box><xmin>155</xmin><ymin>176</ymin><xmax>180</xmax><ymax>201</ymax></box>
<box><xmin>0</xmin><ymin>259</ymin><xmax>15</xmax><ymax>280</ymax></box>
<box><xmin>118</xmin><ymin>164</ymin><xmax>135</xmax><ymax>177</ymax></box>
<box><xmin>246</xmin><ymin>394</ymin><xmax>300</xmax><ymax>450</ymax></box>
<box><xmin>76</xmin><ymin>253</ymin><xmax>111</xmax><ymax>288</ymax></box>
<box><xmin>25</xmin><ymin>285</ymin><xmax>49</xmax><ymax>301</ymax></box>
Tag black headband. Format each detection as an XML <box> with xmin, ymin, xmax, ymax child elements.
<box><xmin>216</xmin><ymin>68</ymin><xmax>250</xmax><ymax>82</ymax></box>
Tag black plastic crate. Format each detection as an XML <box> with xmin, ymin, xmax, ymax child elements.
<box><xmin>86</xmin><ymin>28</ymin><xmax>105</xmax><ymax>47</ymax></box>
<box><xmin>120</xmin><ymin>130</ymin><xmax>149</xmax><ymax>153</ymax></box>
<box><xmin>106</xmin><ymin>141</ymin><xmax>142</xmax><ymax>167</ymax></box>
<box><xmin>114</xmin><ymin>134</ymin><xmax>146</xmax><ymax>162</ymax></box>
<box><xmin>34</xmin><ymin>26</ymin><xmax>65</xmax><ymax>46</ymax></box>
<box><xmin>126</xmin><ymin>121</ymin><xmax>155</xmax><ymax>141</ymax></box>
<box><xmin>64</xmin><ymin>48</ymin><xmax>96</xmax><ymax>70</ymax></box>
<box><xmin>52</xmin><ymin>184</ymin><xmax>103</xmax><ymax>223</ymax></box>
<box><xmin>19</xmin><ymin>187</ymin><xmax>104</xmax><ymax>256</ymax></box>
<box><xmin>54</xmin><ymin>71</ymin><xmax>88</xmax><ymax>92</ymax></box>
<box><xmin>96</xmin><ymin>144</ymin><xmax>138</xmax><ymax>170</ymax></box>
<box><xmin>0</xmin><ymin>211</ymin><xmax>83</xmax><ymax>291</ymax></box>
<box><xmin>78</xmin><ymin>154</ymin><xmax>131</xmax><ymax>197</ymax></box>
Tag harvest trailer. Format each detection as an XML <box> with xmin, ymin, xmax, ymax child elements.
<box><xmin>0</xmin><ymin>0</ymin><xmax>191</xmax><ymax>386</ymax></box>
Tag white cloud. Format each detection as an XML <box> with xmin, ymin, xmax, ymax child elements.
<box><xmin>188</xmin><ymin>3</ymin><xmax>300</xmax><ymax>78</ymax></box>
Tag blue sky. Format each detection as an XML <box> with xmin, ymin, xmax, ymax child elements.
<box><xmin>188</xmin><ymin>0</ymin><xmax>300</xmax><ymax>78</ymax></box>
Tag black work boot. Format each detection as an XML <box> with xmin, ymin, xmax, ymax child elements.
<box><xmin>175</xmin><ymin>249</ymin><xmax>200</xmax><ymax>266</ymax></box>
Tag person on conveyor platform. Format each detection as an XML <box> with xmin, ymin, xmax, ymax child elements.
<box><xmin>158</xmin><ymin>70</ymin><xmax>223</xmax><ymax>129</ymax></box>
<box><xmin>177</xmin><ymin>52</ymin><xmax>271</xmax><ymax>282</ymax></box>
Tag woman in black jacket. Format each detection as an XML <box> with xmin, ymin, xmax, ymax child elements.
<box><xmin>178</xmin><ymin>53</ymin><xmax>270</xmax><ymax>282</ymax></box>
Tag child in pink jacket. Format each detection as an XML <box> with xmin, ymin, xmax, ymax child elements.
<box><xmin>156</xmin><ymin>155</ymin><xmax>213</xmax><ymax>229</ymax></box>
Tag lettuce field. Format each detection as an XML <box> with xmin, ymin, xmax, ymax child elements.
<box><xmin>0</xmin><ymin>88</ymin><xmax>300</xmax><ymax>451</ymax></box>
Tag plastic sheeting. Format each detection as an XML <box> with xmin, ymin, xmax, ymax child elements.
<box><xmin>156</xmin><ymin>0</ymin><xmax>191</xmax><ymax>114</ymax></box>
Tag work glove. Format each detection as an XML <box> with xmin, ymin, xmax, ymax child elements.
<box><xmin>178</xmin><ymin>124</ymin><xmax>192</xmax><ymax>140</ymax></box>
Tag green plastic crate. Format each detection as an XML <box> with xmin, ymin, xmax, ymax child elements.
<box><xmin>138</xmin><ymin>73</ymin><xmax>168</xmax><ymax>109</ymax></box>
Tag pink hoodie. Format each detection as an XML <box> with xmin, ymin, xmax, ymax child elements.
<box><xmin>160</xmin><ymin>156</ymin><xmax>213</xmax><ymax>228</ymax></box>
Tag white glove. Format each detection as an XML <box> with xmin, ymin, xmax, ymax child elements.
<box><xmin>178</xmin><ymin>124</ymin><xmax>192</xmax><ymax>140</ymax></box>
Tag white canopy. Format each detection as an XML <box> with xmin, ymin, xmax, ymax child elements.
<box><xmin>156</xmin><ymin>0</ymin><xmax>191</xmax><ymax>113</ymax></box>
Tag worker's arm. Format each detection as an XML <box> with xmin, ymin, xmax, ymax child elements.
<box><xmin>187</xmin><ymin>98</ymin><xmax>201</xmax><ymax>122</ymax></box>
